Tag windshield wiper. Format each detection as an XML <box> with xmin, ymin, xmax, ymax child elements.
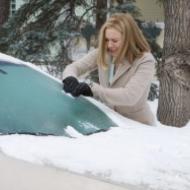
<box><xmin>0</xmin><ymin>69</ymin><xmax>7</xmax><ymax>75</ymax></box>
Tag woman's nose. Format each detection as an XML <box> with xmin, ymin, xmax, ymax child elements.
<box><xmin>107</xmin><ymin>41</ymin><xmax>113</xmax><ymax>48</ymax></box>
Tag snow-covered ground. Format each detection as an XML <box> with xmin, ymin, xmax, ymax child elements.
<box><xmin>0</xmin><ymin>53</ymin><xmax>190</xmax><ymax>190</ymax></box>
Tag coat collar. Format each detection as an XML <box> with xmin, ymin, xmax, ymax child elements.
<box><xmin>110</xmin><ymin>59</ymin><xmax>132</xmax><ymax>86</ymax></box>
<box><xmin>109</xmin><ymin>52</ymin><xmax>154</xmax><ymax>86</ymax></box>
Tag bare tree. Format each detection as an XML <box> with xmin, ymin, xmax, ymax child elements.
<box><xmin>157</xmin><ymin>0</ymin><xmax>190</xmax><ymax>127</ymax></box>
<box><xmin>0</xmin><ymin>0</ymin><xmax>10</xmax><ymax>26</ymax></box>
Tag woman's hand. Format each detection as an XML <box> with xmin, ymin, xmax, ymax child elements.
<box><xmin>62</xmin><ymin>76</ymin><xmax>93</xmax><ymax>97</ymax></box>
<box><xmin>62</xmin><ymin>76</ymin><xmax>79</xmax><ymax>93</ymax></box>
<box><xmin>72</xmin><ymin>82</ymin><xmax>93</xmax><ymax>97</ymax></box>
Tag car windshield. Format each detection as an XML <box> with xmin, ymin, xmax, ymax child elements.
<box><xmin>0</xmin><ymin>61</ymin><xmax>116</xmax><ymax>136</ymax></box>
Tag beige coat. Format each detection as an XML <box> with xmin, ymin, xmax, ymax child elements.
<box><xmin>62</xmin><ymin>49</ymin><xmax>156</xmax><ymax>126</ymax></box>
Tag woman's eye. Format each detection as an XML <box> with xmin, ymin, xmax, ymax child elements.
<box><xmin>112</xmin><ymin>40</ymin><xmax>118</xmax><ymax>43</ymax></box>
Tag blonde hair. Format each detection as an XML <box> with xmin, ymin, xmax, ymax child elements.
<box><xmin>97</xmin><ymin>13</ymin><xmax>150</xmax><ymax>67</ymax></box>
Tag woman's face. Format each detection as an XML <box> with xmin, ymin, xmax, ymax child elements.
<box><xmin>105</xmin><ymin>28</ymin><xmax>122</xmax><ymax>57</ymax></box>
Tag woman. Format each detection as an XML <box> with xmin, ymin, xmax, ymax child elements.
<box><xmin>62</xmin><ymin>13</ymin><xmax>156</xmax><ymax>126</ymax></box>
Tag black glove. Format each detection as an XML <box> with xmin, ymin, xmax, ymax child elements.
<box><xmin>62</xmin><ymin>76</ymin><xmax>79</xmax><ymax>93</ymax></box>
<box><xmin>71</xmin><ymin>82</ymin><xmax>93</xmax><ymax>97</ymax></box>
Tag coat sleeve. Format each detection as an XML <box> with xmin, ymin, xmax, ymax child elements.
<box><xmin>62</xmin><ymin>49</ymin><xmax>98</xmax><ymax>79</ymax></box>
<box><xmin>91</xmin><ymin>59</ymin><xmax>155</xmax><ymax>107</ymax></box>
